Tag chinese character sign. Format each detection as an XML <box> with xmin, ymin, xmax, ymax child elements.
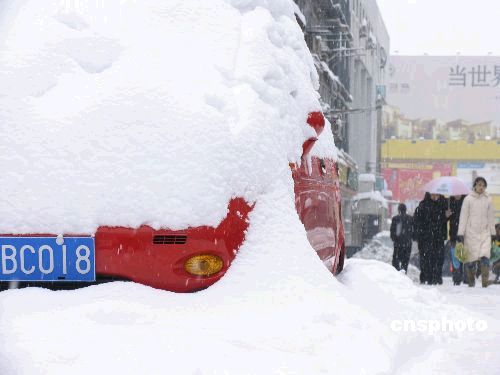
<box><xmin>387</xmin><ymin>56</ymin><xmax>500</xmax><ymax>134</ymax></box>
<box><xmin>449</xmin><ymin>64</ymin><xmax>500</xmax><ymax>87</ymax></box>
<box><xmin>449</xmin><ymin>65</ymin><xmax>467</xmax><ymax>86</ymax></box>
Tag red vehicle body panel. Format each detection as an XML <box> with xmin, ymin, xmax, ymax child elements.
<box><xmin>93</xmin><ymin>197</ymin><xmax>252</xmax><ymax>292</ymax></box>
<box><xmin>291</xmin><ymin>157</ymin><xmax>345</xmax><ymax>274</ymax></box>
<box><xmin>1</xmin><ymin>112</ymin><xmax>345</xmax><ymax>292</ymax></box>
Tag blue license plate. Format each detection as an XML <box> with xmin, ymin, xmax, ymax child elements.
<box><xmin>0</xmin><ymin>237</ymin><xmax>95</xmax><ymax>281</ymax></box>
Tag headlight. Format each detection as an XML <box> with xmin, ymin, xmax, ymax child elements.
<box><xmin>184</xmin><ymin>255</ymin><xmax>223</xmax><ymax>276</ymax></box>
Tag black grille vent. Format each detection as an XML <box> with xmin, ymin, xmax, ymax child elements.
<box><xmin>153</xmin><ymin>235</ymin><xmax>187</xmax><ymax>245</ymax></box>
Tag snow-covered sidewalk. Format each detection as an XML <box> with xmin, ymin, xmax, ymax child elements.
<box><xmin>352</xmin><ymin>232</ymin><xmax>500</xmax><ymax>374</ymax></box>
<box><xmin>390</xmin><ymin>277</ymin><xmax>500</xmax><ymax>374</ymax></box>
<box><xmin>437</xmin><ymin>279</ymin><xmax>500</xmax><ymax>320</ymax></box>
<box><xmin>1</xmin><ymin>258</ymin><xmax>499</xmax><ymax>375</ymax></box>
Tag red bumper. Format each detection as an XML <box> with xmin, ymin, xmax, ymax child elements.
<box><xmin>3</xmin><ymin>198</ymin><xmax>252</xmax><ymax>292</ymax></box>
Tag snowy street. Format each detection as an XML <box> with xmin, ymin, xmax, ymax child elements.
<box><xmin>438</xmin><ymin>280</ymin><xmax>500</xmax><ymax>320</ymax></box>
<box><xmin>351</xmin><ymin>233</ymin><xmax>500</xmax><ymax>374</ymax></box>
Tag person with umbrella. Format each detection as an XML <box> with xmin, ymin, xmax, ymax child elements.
<box><xmin>413</xmin><ymin>192</ymin><xmax>451</xmax><ymax>284</ymax></box>
<box><xmin>414</xmin><ymin>176</ymin><xmax>465</xmax><ymax>284</ymax></box>
<box><xmin>457</xmin><ymin>176</ymin><xmax>496</xmax><ymax>287</ymax></box>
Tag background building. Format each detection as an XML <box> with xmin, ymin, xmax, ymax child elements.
<box><xmin>293</xmin><ymin>0</ymin><xmax>352</xmax><ymax>150</ymax></box>
<box><xmin>387</xmin><ymin>55</ymin><xmax>500</xmax><ymax>133</ymax></box>
<box><xmin>383</xmin><ymin>55</ymin><xmax>500</xmax><ymax>220</ymax></box>
<box><xmin>347</xmin><ymin>0</ymin><xmax>389</xmax><ymax>175</ymax></box>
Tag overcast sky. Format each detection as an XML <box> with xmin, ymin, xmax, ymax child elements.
<box><xmin>376</xmin><ymin>0</ymin><xmax>500</xmax><ymax>56</ymax></box>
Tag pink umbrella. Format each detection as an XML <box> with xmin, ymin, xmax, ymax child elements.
<box><xmin>422</xmin><ymin>176</ymin><xmax>470</xmax><ymax>196</ymax></box>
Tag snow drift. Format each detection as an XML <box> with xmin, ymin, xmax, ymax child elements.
<box><xmin>0</xmin><ymin>0</ymin><xmax>333</xmax><ymax>234</ymax></box>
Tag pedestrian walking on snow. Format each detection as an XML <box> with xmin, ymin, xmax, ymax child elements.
<box><xmin>414</xmin><ymin>192</ymin><xmax>451</xmax><ymax>284</ymax></box>
<box><xmin>457</xmin><ymin>177</ymin><xmax>496</xmax><ymax>287</ymax></box>
<box><xmin>390</xmin><ymin>203</ymin><xmax>413</xmax><ymax>273</ymax></box>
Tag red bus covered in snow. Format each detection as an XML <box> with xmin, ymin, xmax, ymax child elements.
<box><xmin>0</xmin><ymin>112</ymin><xmax>344</xmax><ymax>293</ymax></box>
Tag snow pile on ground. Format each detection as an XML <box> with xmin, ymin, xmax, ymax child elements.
<box><xmin>353</xmin><ymin>231</ymin><xmax>421</xmax><ymax>282</ymax></box>
<box><xmin>0</xmin><ymin>0</ymin><xmax>327</xmax><ymax>234</ymax></box>
<box><xmin>2</xmin><ymin>254</ymin><xmax>499</xmax><ymax>375</ymax></box>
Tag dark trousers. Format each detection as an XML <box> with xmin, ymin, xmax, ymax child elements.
<box><xmin>392</xmin><ymin>240</ymin><xmax>412</xmax><ymax>273</ymax></box>
<box><xmin>418</xmin><ymin>239</ymin><xmax>444</xmax><ymax>284</ymax></box>
<box><xmin>452</xmin><ymin>263</ymin><xmax>464</xmax><ymax>284</ymax></box>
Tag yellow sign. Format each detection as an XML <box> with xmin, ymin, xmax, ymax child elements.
<box><xmin>382</xmin><ymin>162</ymin><xmax>434</xmax><ymax>170</ymax></box>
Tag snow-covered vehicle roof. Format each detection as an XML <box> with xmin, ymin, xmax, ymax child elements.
<box><xmin>359</xmin><ymin>173</ymin><xmax>377</xmax><ymax>183</ymax></box>
<box><xmin>0</xmin><ymin>0</ymin><xmax>336</xmax><ymax>234</ymax></box>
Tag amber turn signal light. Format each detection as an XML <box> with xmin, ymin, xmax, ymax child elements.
<box><xmin>184</xmin><ymin>255</ymin><xmax>223</xmax><ymax>276</ymax></box>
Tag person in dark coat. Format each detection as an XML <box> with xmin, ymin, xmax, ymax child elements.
<box><xmin>390</xmin><ymin>203</ymin><xmax>413</xmax><ymax>273</ymax></box>
<box><xmin>413</xmin><ymin>192</ymin><xmax>451</xmax><ymax>284</ymax></box>
<box><xmin>448</xmin><ymin>195</ymin><xmax>466</xmax><ymax>285</ymax></box>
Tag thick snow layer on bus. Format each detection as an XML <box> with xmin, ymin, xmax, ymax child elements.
<box><xmin>308</xmin><ymin>118</ymin><xmax>338</xmax><ymax>159</ymax></box>
<box><xmin>0</xmin><ymin>0</ymin><xmax>331</xmax><ymax>234</ymax></box>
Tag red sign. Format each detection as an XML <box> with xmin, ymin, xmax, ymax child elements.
<box><xmin>382</xmin><ymin>164</ymin><xmax>452</xmax><ymax>201</ymax></box>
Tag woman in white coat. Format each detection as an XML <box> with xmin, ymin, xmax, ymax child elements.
<box><xmin>457</xmin><ymin>177</ymin><xmax>496</xmax><ymax>287</ymax></box>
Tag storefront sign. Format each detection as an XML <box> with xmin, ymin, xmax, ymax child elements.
<box><xmin>382</xmin><ymin>163</ymin><xmax>452</xmax><ymax>201</ymax></box>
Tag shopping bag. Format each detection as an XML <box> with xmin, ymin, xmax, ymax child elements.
<box><xmin>490</xmin><ymin>241</ymin><xmax>500</xmax><ymax>264</ymax></box>
<box><xmin>454</xmin><ymin>242</ymin><xmax>468</xmax><ymax>263</ymax></box>
<box><xmin>450</xmin><ymin>244</ymin><xmax>461</xmax><ymax>269</ymax></box>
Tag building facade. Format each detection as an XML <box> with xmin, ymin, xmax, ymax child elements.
<box><xmin>347</xmin><ymin>0</ymin><xmax>389</xmax><ymax>174</ymax></box>
<box><xmin>383</xmin><ymin>55</ymin><xmax>500</xmax><ymax>220</ymax></box>
<box><xmin>294</xmin><ymin>0</ymin><xmax>352</xmax><ymax>150</ymax></box>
